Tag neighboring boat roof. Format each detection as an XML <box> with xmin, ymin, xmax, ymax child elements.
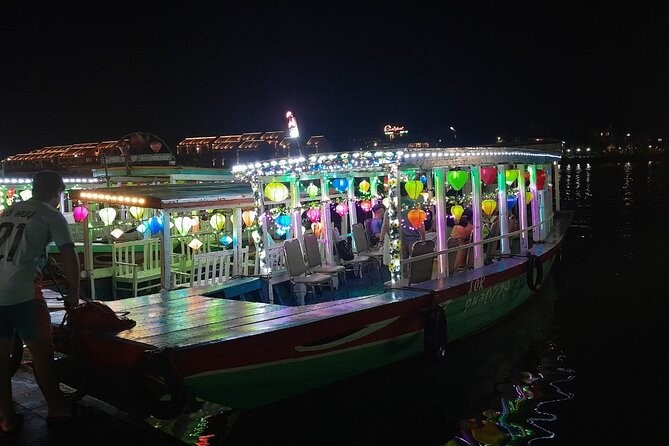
<box><xmin>91</xmin><ymin>165</ymin><xmax>235</xmax><ymax>182</ymax></box>
<box><xmin>232</xmin><ymin>146</ymin><xmax>561</xmax><ymax>179</ymax></box>
<box><xmin>70</xmin><ymin>182</ymin><xmax>255</xmax><ymax>211</ymax></box>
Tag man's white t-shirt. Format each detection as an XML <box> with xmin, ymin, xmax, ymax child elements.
<box><xmin>0</xmin><ymin>199</ymin><xmax>73</xmax><ymax>306</ymax></box>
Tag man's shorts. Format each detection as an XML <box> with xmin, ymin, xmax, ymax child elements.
<box><xmin>0</xmin><ymin>299</ymin><xmax>52</xmax><ymax>342</ymax></box>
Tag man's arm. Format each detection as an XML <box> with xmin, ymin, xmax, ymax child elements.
<box><xmin>57</xmin><ymin>243</ymin><xmax>80</xmax><ymax>307</ymax></box>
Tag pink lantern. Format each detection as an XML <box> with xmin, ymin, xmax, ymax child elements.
<box><xmin>481</xmin><ymin>166</ymin><xmax>497</xmax><ymax>185</ymax></box>
<box><xmin>150</xmin><ymin>141</ymin><xmax>162</xmax><ymax>153</ymax></box>
<box><xmin>73</xmin><ymin>206</ymin><xmax>89</xmax><ymax>223</ymax></box>
<box><xmin>335</xmin><ymin>203</ymin><xmax>348</xmax><ymax>217</ymax></box>
<box><xmin>359</xmin><ymin>200</ymin><xmax>373</xmax><ymax>212</ymax></box>
<box><xmin>306</xmin><ymin>208</ymin><xmax>321</xmax><ymax>223</ymax></box>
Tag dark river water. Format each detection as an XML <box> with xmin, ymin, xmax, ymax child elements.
<box><xmin>181</xmin><ymin>159</ymin><xmax>669</xmax><ymax>445</ymax></box>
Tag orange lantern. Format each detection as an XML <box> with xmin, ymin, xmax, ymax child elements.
<box><xmin>407</xmin><ymin>208</ymin><xmax>427</xmax><ymax>229</ymax></box>
<box><xmin>359</xmin><ymin>200</ymin><xmax>373</xmax><ymax>212</ymax></box>
<box><xmin>242</xmin><ymin>210</ymin><xmax>256</xmax><ymax>227</ymax></box>
<box><xmin>311</xmin><ymin>222</ymin><xmax>324</xmax><ymax>237</ymax></box>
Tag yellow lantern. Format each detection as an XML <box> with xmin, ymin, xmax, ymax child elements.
<box><xmin>128</xmin><ymin>206</ymin><xmax>144</xmax><ymax>220</ymax></box>
<box><xmin>404</xmin><ymin>180</ymin><xmax>424</xmax><ymax>200</ymax></box>
<box><xmin>264</xmin><ymin>182</ymin><xmax>289</xmax><ymax>202</ymax></box>
<box><xmin>482</xmin><ymin>199</ymin><xmax>497</xmax><ymax>216</ymax></box>
<box><xmin>242</xmin><ymin>210</ymin><xmax>256</xmax><ymax>227</ymax></box>
<box><xmin>450</xmin><ymin>204</ymin><xmax>464</xmax><ymax>223</ymax></box>
<box><xmin>209</xmin><ymin>213</ymin><xmax>225</xmax><ymax>231</ymax></box>
<box><xmin>358</xmin><ymin>179</ymin><xmax>370</xmax><ymax>194</ymax></box>
<box><xmin>525</xmin><ymin>191</ymin><xmax>534</xmax><ymax>203</ymax></box>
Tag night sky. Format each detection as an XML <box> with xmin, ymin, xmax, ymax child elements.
<box><xmin>1</xmin><ymin>1</ymin><xmax>667</xmax><ymax>156</ymax></box>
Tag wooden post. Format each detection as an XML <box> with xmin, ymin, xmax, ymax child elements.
<box><xmin>517</xmin><ymin>164</ymin><xmax>528</xmax><ymax>254</ymax></box>
<box><xmin>470</xmin><ymin>166</ymin><xmax>484</xmax><ymax>268</ymax></box>
<box><xmin>433</xmin><ymin>168</ymin><xmax>448</xmax><ymax>277</ymax></box>
<box><xmin>497</xmin><ymin>164</ymin><xmax>510</xmax><ymax>255</ymax></box>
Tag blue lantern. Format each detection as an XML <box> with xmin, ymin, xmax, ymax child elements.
<box><xmin>332</xmin><ymin>178</ymin><xmax>349</xmax><ymax>193</ymax></box>
<box><xmin>219</xmin><ymin>235</ymin><xmax>233</xmax><ymax>246</ymax></box>
<box><xmin>275</xmin><ymin>227</ymin><xmax>287</xmax><ymax>237</ymax></box>
<box><xmin>276</xmin><ymin>214</ymin><xmax>291</xmax><ymax>228</ymax></box>
<box><xmin>507</xmin><ymin>196</ymin><xmax>518</xmax><ymax>210</ymax></box>
<box><xmin>419</xmin><ymin>175</ymin><xmax>427</xmax><ymax>185</ymax></box>
<box><xmin>149</xmin><ymin>216</ymin><xmax>163</xmax><ymax>234</ymax></box>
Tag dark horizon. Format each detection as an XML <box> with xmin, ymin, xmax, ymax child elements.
<box><xmin>1</xmin><ymin>2</ymin><xmax>668</xmax><ymax>157</ymax></box>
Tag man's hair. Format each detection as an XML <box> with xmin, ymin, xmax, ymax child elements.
<box><xmin>32</xmin><ymin>171</ymin><xmax>66</xmax><ymax>201</ymax></box>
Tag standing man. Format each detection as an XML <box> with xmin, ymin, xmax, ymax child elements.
<box><xmin>0</xmin><ymin>171</ymin><xmax>80</xmax><ymax>432</ymax></box>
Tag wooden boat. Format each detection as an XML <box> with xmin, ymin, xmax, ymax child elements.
<box><xmin>47</xmin><ymin>145</ymin><xmax>570</xmax><ymax>418</ymax></box>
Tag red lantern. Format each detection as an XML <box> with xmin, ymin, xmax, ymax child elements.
<box><xmin>536</xmin><ymin>169</ymin><xmax>546</xmax><ymax>190</ymax></box>
<box><xmin>481</xmin><ymin>167</ymin><xmax>497</xmax><ymax>186</ymax></box>
<box><xmin>407</xmin><ymin>208</ymin><xmax>427</xmax><ymax>229</ymax></box>
<box><xmin>524</xmin><ymin>171</ymin><xmax>530</xmax><ymax>183</ymax></box>
<box><xmin>335</xmin><ymin>203</ymin><xmax>348</xmax><ymax>217</ymax></box>
<box><xmin>306</xmin><ymin>208</ymin><xmax>321</xmax><ymax>223</ymax></box>
<box><xmin>6</xmin><ymin>188</ymin><xmax>15</xmax><ymax>199</ymax></box>
<box><xmin>359</xmin><ymin>200</ymin><xmax>372</xmax><ymax>212</ymax></box>
<box><xmin>150</xmin><ymin>141</ymin><xmax>162</xmax><ymax>153</ymax></box>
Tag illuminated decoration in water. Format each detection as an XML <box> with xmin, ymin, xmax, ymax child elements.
<box><xmin>264</xmin><ymin>182</ymin><xmax>289</xmax><ymax>202</ymax></box>
<box><xmin>73</xmin><ymin>206</ymin><xmax>89</xmax><ymax>223</ymax></box>
<box><xmin>188</xmin><ymin>238</ymin><xmax>203</xmax><ymax>251</ymax></box>
<box><xmin>311</xmin><ymin>222</ymin><xmax>324</xmax><ymax>237</ymax></box>
<box><xmin>306</xmin><ymin>183</ymin><xmax>319</xmax><ymax>198</ymax></box>
<box><xmin>110</xmin><ymin>228</ymin><xmax>124</xmax><ymax>239</ymax></box>
<box><xmin>19</xmin><ymin>189</ymin><xmax>32</xmax><ymax>201</ymax></box>
<box><xmin>209</xmin><ymin>213</ymin><xmax>225</xmax><ymax>231</ymax></box>
<box><xmin>242</xmin><ymin>210</ymin><xmax>256</xmax><ymax>227</ymax></box>
<box><xmin>536</xmin><ymin>169</ymin><xmax>546</xmax><ymax>190</ymax></box>
<box><xmin>335</xmin><ymin>203</ymin><xmax>348</xmax><ymax>217</ymax></box>
<box><xmin>447</xmin><ymin>170</ymin><xmax>469</xmax><ymax>190</ymax></box>
<box><xmin>332</xmin><ymin>178</ymin><xmax>348</xmax><ymax>193</ymax></box>
<box><xmin>451</xmin><ymin>204</ymin><xmax>464</xmax><ymax>223</ymax></box>
<box><xmin>407</xmin><ymin>208</ymin><xmax>427</xmax><ymax>229</ymax></box>
<box><xmin>286</xmin><ymin>111</ymin><xmax>300</xmax><ymax>138</ymax></box>
<box><xmin>275</xmin><ymin>214</ymin><xmax>291</xmax><ymax>228</ymax></box>
<box><xmin>481</xmin><ymin>166</ymin><xmax>498</xmax><ymax>185</ymax></box>
<box><xmin>128</xmin><ymin>206</ymin><xmax>144</xmax><ymax>220</ymax></box>
<box><xmin>358</xmin><ymin>179</ymin><xmax>370</xmax><ymax>193</ymax></box>
<box><xmin>404</xmin><ymin>180</ymin><xmax>424</xmax><ymax>200</ymax></box>
<box><xmin>482</xmin><ymin>199</ymin><xmax>497</xmax><ymax>216</ymax></box>
<box><xmin>359</xmin><ymin>200</ymin><xmax>373</xmax><ymax>212</ymax></box>
<box><xmin>98</xmin><ymin>207</ymin><xmax>116</xmax><ymax>226</ymax></box>
<box><xmin>149</xmin><ymin>216</ymin><xmax>163</xmax><ymax>234</ymax></box>
<box><xmin>306</xmin><ymin>208</ymin><xmax>321</xmax><ymax>223</ymax></box>
<box><xmin>507</xmin><ymin>195</ymin><xmax>518</xmax><ymax>209</ymax></box>
<box><xmin>505</xmin><ymin>169</ymin><xmax>519</xmax><ymax>186</ymax></box>
<box><xmin>174</xmin><ymin>216</ymin><xmax>194</xmax><ymax>236</ymax></box>
<box><xmin>526</xmin><ymin>191</ymin><xmax>534</xmax><ymax>203</ymax></box>
<box><xmin>219</xmin><ymin>235</ymin><xmax>233</xmax><ymax>246</ymax></box>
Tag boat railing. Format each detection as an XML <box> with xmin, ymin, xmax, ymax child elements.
<box><xmin>399</xmin><ymin>216</ymin><xmax>552</xmax><ymax>279</ymax></box>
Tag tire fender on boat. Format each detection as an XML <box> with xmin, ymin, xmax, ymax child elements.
<box><xmin>526</xmin><ymin>254</ymin><xmax>543</xmax><ymax>291</ymax></box>
<box><xmin>424</xmin><ymin>307</ymin><xmax>448</xmax><ymax>363</ymax></box>
<box><xmin>133</xmin><ymin>348</ymin><xmax>189</xmax><ymax>420</ymax></box>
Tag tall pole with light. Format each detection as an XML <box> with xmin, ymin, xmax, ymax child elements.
<box><xmin>286</xmin><ymin>111</ymin><xmax>302</xmax><ymax>157</ymax></box>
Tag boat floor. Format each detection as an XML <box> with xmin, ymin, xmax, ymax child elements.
<box><xmin>50</xmin><ymin>212</ymin><xmax>572</xmax><ymax>353</ymax></box>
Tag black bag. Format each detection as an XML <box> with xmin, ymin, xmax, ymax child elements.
<box><xmin>336</xmin><ymin>239</ymin><xmax>354</xmax><ymax>261</ymax></box>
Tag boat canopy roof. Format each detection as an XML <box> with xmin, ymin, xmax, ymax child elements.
<box><xmin>232</xmin><ymin>146</ymin><xmax>561</xmax><ymax>180</ymax></box>
<box><xmin>70</xmin><ymin>182</ymin><xmax>254</xmax><ymax>211</ymax></box>
<box><xmin>91</xmin><ymin>165</ymin><xmax>236</xmax><ymax>182</ymax></box>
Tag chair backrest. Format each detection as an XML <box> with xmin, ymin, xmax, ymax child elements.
<box><xmin>446</xmin><ymin>237</ymin><xmax>461</xmax><ymax>274</ymax></box>
<box><xmin>112</xmin><ymin>238</ymin><xmax>161</xmax><ymax>277</ymax></box>
<box><xmin>190</xmin><ymin>249</ymin><xmax>233</xmax><ymax>286</ymax></box>
<box><xmin>303</xmin><ymin>234</ymin><xmax>323</xmax><ymax>268</ymax></box>
<box><xmin>486</xmin><ymin>221</ymin><xmax>500</xmax><ymax>259</ymax></box>
<box><xmin>364</xmin><ymin>218</ymin><xmax>376</xmax><ymax>245</ymax></box>
<box><xmin>283</xmin><ymin>238</ymin><xmax>307</xmax><ymax>277</ymax></box>
<box><xmin>408</xmin><ymin>239</ymin><xmax>435</xmax><ymax>284</ymax></box>
<box><xmin>352</xmin><ymin>222</ymin><xmax>370</xmax><ymax>253</ymax></box>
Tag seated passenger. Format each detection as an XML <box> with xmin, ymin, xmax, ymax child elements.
<box><xmin>451</xmin><ymin>215</ymin><xmax>473</xmax><ymax>270</ymax></box>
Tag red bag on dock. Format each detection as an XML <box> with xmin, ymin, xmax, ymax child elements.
<box><xmin>65</xmin><ymin>301</ymin><xmax>136</xmax><ymax>332</ymax></box>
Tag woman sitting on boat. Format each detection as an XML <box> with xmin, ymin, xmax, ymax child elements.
<box><xmin>451</xmin><ymin>214</ymin><xmax>473</xmax><ymax>270</ymax></box>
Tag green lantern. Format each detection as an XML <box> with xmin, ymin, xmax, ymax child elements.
<box><xmin>306</xmin><ymin>183</ymin><xmax>319</xmax><ymax>199</ymax></box>
<box><xmin>447</xmin><ymin>171</ymin><xmax>469</xmax><ymax>191</ymax></box>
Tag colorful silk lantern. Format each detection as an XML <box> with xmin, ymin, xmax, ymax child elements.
<box><xmin>149</xmin><ymin>216</ymin><xmax>163</xmax><ymax>234</ymax></box>
<box><xmin>136</xmin><ymin>223</ymin><xmax>148</xmax><ymax>234</ymax></box>
<box><xmin>174</xmin><ymin>216</ymin><xmax>194</xmax><ymax>236</ymax></box>
<box><xmin>98</xmin><ymin>207</ymin><xmax>116</xmax><ymax>226</ymax></box>
<box><xmin>525</xmin><ymin>191</ymin><xmax>534</xmax><ymax>203</ymax></box>
<box><xmin>358</xmin><ymin>179</ymin><xmax>370</xmax><ymax>194</ymax></box>
<box><xmin>188</xmin><ymin>238</ymin><xmax>203</xmax><ymax>251</ymax></box>
<box><xmin>482</xmin><ymin>199</ymin><xmax>497</xmax><ymax>216</ymax></box>
<box><xmin>19</xmin><ymin>189</ymin><xmax>32</xmax><ymax>201</ymax></box>
<box><xmin>209</xmin><ymin>213</ymin><xmax>225</xmax><ymax>231</ymax></box>
<box><xmin>481</xmin><ymin>167</ymin><xmax>498</xmax><ymax>186</ymax></box>
<box><xmin>450</xmin><ymin>204</ymin><xmax>464</xmax><ymax>223</ymax></box>
<box><xmin>359</xmin><ymin>200</ymin><xmax>373</xmax><ymax>212</ymax></box>
<box><xmin>149</xmin><ymin>141</ymin><xmax>162</xmax><ymax>153</ymax></box>
<box><xmin>73</xmin><ymin>206</ymin><xmax>89</xmax><ymax>223</ymax></box>
<box><xmin>306</xmin><ymin>183</ymin><xmax>319</xmax><ymax>198</ymax></box>
<box><xmin>447</xmin><ymin>171</ymin><xmax>469</xmax><ymax>191</ymax></box>
<box><xmin>404</xmin><ymin>180</ymin><xmax>424</xmax><ymax>200</ymax></box>
<box><xmin>242</xmin><ymin>210</ymin><xmax>256</xmax><ymax>227</ymax></box>
<box><xmin>335</xmin><ymin>203</ymin><xmax>348</xmax><ymax>217</ymax></box>
<box><xmin>311</xmin><ymin>222</ymin><xmax>324</xmax><ymax>237</ymax></box>
<box><xmin>419</xmin><ymin>175</ymin><xmax>428</xmax><ymax>185</ymax></box>
<box><xmin>306</xmin><ymin>208</ymin><xmax>321</xmax><ymax>223</ymax></box>
<box><xmin>264</xmin><ymin>182</ymin><xmax>289</xmax><ymax>202</ymax></box>
<box><xmin>219</xmin><ymin>235</ymin><xmax>233</xmax><ymax>246</ymax></box>
<box><xmin>505</xmin><ymin>169</ymin><xmax>519</xmax><ymax>186</ymax></box>
<box><xmin>407</xmin><ymin>208</ymin><xmax>427</xmax><ymax>229</ymax></box>
<box><xmin>110</xmin><ymin>228</ymin><xmax>124</xmax><ymax>239</ymax></box>
<box><xmin>128</xmin><ymin>206</ymin><xmax>144</xmax><ymax>220</ymax></box>
<box><xmin>382</xmin><ymin>197</ymin><xmax>391</xmax><ymax>208</ymax></box>
<box><xmin>6</xmin><ymin>188</ymin><xmax>15</xmax><ymax>199</ymax></box>
<box><xmin>332</xmin><ymin>178</ymin><xmax>349</xmax><ymax>193</ymax></box>
<box><xmin>507</xmin><ymin>196</ymin><xmax>518</xmax><ymax>209</ymax></box>
<box><xmin>276</xmin><ymin>214</ymin><xmax>291</xmax><ymax>228</ymax></box>
<box><xmin>536</xmin><ymin>169</ymin><xmax>546</xmax><ymax>190</ymax></box>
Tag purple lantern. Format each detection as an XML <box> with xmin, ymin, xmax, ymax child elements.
<box><xmin>73</xmin><ymin>206</ymin><xmax>89</xmax><ymax>223</ymax></box>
